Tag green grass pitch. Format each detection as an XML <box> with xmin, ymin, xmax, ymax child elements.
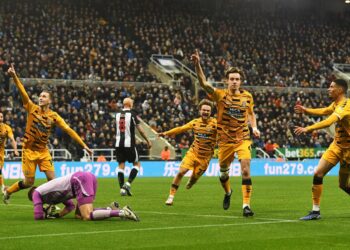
<box><xmin>1</xmin><ymin>176</ymin><xmax>350</xmax><ymax>249</ymax></box>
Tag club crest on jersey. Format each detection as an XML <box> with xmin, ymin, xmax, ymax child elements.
<box><xmin>241</xmin><ymin>101</ymin><xmax>247</xmax><ymax>108</ymax></box>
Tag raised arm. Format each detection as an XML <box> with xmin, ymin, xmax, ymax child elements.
<box><xmin>7</xmin><ymin>64</ymin><xmax>30</xmax><ymax>106</ymax></box>
<box><xmin>191</xmin><ymin>50</ymin><xmax>215</xmax><ymax>94</ymax></box>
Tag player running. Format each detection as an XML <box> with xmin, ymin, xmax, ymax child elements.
<box><xmin>160</xmin><ymin>99</ymin><xmax>217</xmax><ymax>205</ymax></box>
<box><xmin>295</xmin><ymin>79</ymin><xmax>350</xmax><ymax>220</ymax></box>
<box><xmin>191</xmin><ymin>50</ymin><xmax>260</xmax><ymax>216</ymax></box>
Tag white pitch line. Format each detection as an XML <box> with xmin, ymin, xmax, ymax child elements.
<box><xmin>1</xmin><ymin>204</ymin><xmax>296</xmax><ymax>222</ymax></box>
<box><xmin>137</xmin><ymin>211</ymin><xmax>295</xmax><ymax>222</ymax></box>
<box><xmin>0</xmin><ymin>203</ymin><xmax>32</xmax><ymax>208</ymax></box>
<box><xmin>0</xmin><ymin>219</ymin><xmax>297</xmax><ymax>241</ymax></box>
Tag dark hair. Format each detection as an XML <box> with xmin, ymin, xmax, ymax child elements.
<box><xmin>27</xmin><ymin>186</ymin><xmax>37</xmax><ymax>201</ymax></box>
<box><xmin>198</xmin><ymin>99</ymin><xmax>214</xmax><ymax>110</ymax></box>
<box><xmin>334</xmin><ymin>79</ymin><xmax>348</xmax><ymax>94</ymax></box>
<box><xmin>224</xmin><ymin>67</ymin><xmax>245</xmax><ymax>81</ymax></box>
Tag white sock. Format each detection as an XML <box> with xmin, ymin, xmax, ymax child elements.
<box><xmin>243</xmin><ymin>204</ymin><xmax>250</xmax><ymax>209</ymax></box>
<box><xmin>312</xmin><ymin>205</ymin><xmax>320</xmax><ymax>212</ymax></box>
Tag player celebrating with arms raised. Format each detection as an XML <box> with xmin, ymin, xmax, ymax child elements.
<box><xmin>191</xmin><ymin>50</ymin><xmax>260</xmax><ymax>216</ymax></box>
<box><xmin>159</xmin><ymin>99</ymin><xmax>217</xmax><ymax>205</ymax></box>
<box><xmin>295</xmin><ymin>79</ymin><xmax>350</xmax><ymax>220</ymax></box>
<box><xmin>3</xmin><ymin>64</ymin><xmax>92</xmax><ymax>204</ymax></box>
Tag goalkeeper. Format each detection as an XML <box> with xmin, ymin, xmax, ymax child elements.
<box><xmin>28</xmin><ymin>171</ymin><xmax>139</xmax><ymax>221</ymax></box>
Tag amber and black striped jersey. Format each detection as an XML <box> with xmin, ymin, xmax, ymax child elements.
<box><xmin>0</xmin><ymin>123</ymin><xmax>13</xmax><ymax>150</ymax></box>
<box><xmin>212</xmin><ymin>88</ymin><xmax>254</xmax><ymax>144</ymax></box>
<box><xmin>332</xmin><ymin>99</ymin><xmax>350</xmax><ymax>148</ymax></box>
<box><xmin>164</xmin><ymin>117</ymin><xmax>217</xmax><ymax>158</ymax></box>
<box><xmin>23</xmin><ymin>101</ymin><xmax>70</xmax><ymax>151</ymax></box>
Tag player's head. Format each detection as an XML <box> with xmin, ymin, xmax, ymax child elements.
<box><xmin>123</xmin><ymin>97</ymin><xmax>134</xmax><ymax>109</ymax></box>
<box><xmin>224</xmin><ymin>67</ymin><xmax>245</xmax><ymax>93</ymax></box>
<box><xmin>328</xmin><ymin>79</ymin><xmax>348</xmax><ymax>99</ymax></box>
<box><xmin>198</xmin><ymin>99</ymin><xmax>213</xmax><ymax>121</ymax></box>
<box><xmin>335</xmin><ymin>79</ymin><xmax>348</xmax><ymax>94</ymax></box>
<box><xmin>39</xmin><ymin>90</ymin><xmax>52</xmax><ymax>107</ymax></box>
<box><xmin>27</xmin><ymin>186</ymin><xmax>37</xmax><ymax>201</ymax></box>
<box><xmin>0</xmin><ymin>112</ymin><xmax>3</xmax><ymax>123</ymax></box>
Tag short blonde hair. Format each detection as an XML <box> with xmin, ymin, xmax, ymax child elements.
<box><xmin>123</xmin><ymin>97</ymin><xmax>134</xmax><ymax>108</ymax></box>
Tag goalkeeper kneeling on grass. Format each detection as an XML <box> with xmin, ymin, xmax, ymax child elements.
<box><xmin>28</xmin><ymin>171</ymin><xmax>139</xmax><ymax>221</ymax></box>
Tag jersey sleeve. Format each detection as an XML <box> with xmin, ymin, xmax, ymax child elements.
<box><xmin>32</xmin><ymin>190</ymin><xmax>45</xmax><ymax>220</ymax></box>
<box><xmin>334</xmin><ymin>103</ymin><xmax>350</xmax><ymax>120</ymax></box>
<box><xmin>6</xmin><ymin>125</ymin><xmax>14</xmax><ymax>139</ymax></box>
<box><xmin>54</xmin><ymin>114</ymin><xmax>70</xmax><ymax>130</ymax></box>
<box><xmin>305</xmin><ymin>103</ymin><xmax>335</xmax><ymax>116</ymax></box>
<box><xmin>134</xmin><ymin>111</ymin><xmax>141</xmax><ymax>125</ymax></box>
<box><xmin>248</xmin><ymin>93</ymin><xmax>254</xmax><ymax>114</ymax></box>
<box><xmin>212</xmin><ymin>89</ymin><xmax>225</xmax><ymax>102</ymax></box>
<box><xmin>63</xmin><ymin>199</ymin><xmax>75</xmax><ymax>212</ymax></box>
<box><xmin>55</xmin><ymin>113</ymin><xmax>86</xmax><ymax>147</ymax></box>
<box><xmin>306</xmin><ymin>114</ymin><xmax>338</xmax><ymax>132</ymax></box>
<box><xmin>164</xmin><ymin>120</ymin><xmax>195</xmax><ymax>136</ymax></box>
<box><xmin>23</xmin><ymin>100</ymin><xmax>36</xmax><ymax>112</ymax></box>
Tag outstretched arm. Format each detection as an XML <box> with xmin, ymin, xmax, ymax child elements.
<box><xmin>294</xmin><ymin>113</ymin><xmax>338</xmax><ymax>135</ymax></box>
<box><xmin>159</xmin><ymin>122</ymin><xmax>193</xmax><ymax>137</ymax></box>
<box><xmin>55</xmin><ymin>116</ymin><xmax>92</xmax><ymax>155</ymax></box>
<box><xmin>191</xmin><ymin>50</ymin><xmax>215</xmax><ymax>94</ymax></box>
<box><xmin>7</xmin><ymin>64</ymin><xmax>30</xmax><ymax>106</ymax></box>
<box><xmin>295</xmin><ymin>104</ymin><xmax>334</xmax><ymax>116</ymax></box>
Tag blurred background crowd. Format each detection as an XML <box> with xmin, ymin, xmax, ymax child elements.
<box><xmin>0</xmin><ymin>0</ymin><xmax>348</xmax><ymax>159</ymax></box>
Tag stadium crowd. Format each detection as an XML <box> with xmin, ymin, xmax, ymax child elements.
<box><xmin>0</xmin><ymin>0</ymin><xmax>349</xmax><ymax>87</ymax></box>
<box><xmin>0</xmin><ymin>83</ymin><xmax>332</xmax><ymax>159</ymax></box>
<box><xmin>0</xmin><ymin>0</ymin><xmax>348</xmax><ymax>158</ymax></box>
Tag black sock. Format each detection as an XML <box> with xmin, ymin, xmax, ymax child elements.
<box><xmin>18</xmin><ymin>180</ymin><xmax>27</xmax><ymax>190</ymax></box>
<box><xmin>128</xmin><ymin>168</ymin><xmax>139</xmax><ymax>184</ymax></box>
<box><xmin>117</xmin><ymin>172</ymin><xmax>124</xmax><ymax>188</ymax></box>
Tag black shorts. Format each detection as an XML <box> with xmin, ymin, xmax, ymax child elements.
<box><xmin>115</xmin><ymin>147</ymin><xmax>139</xmax><ymax>163</ymax></box>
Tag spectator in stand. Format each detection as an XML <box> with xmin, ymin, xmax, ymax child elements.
<box><xmin>264</xmin><ymin>140</ymin><xmax>275</xmax><ymax>158</ymax></box>
<box><xmin>161</xmin><ymin>146</ymin><xmax>171</xmax><ymax>161</ymax></box>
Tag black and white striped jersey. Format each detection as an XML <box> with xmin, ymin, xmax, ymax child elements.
<box><xmin>115</xmin><ymin>108</ymin><xmax>140</xmax><ymax>148</ymax></box>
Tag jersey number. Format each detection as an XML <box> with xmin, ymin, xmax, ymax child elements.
<box><xmin>119</xmin><ymin>119</ymin><xmax>126</xmax><ymax>132</ymax></box>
